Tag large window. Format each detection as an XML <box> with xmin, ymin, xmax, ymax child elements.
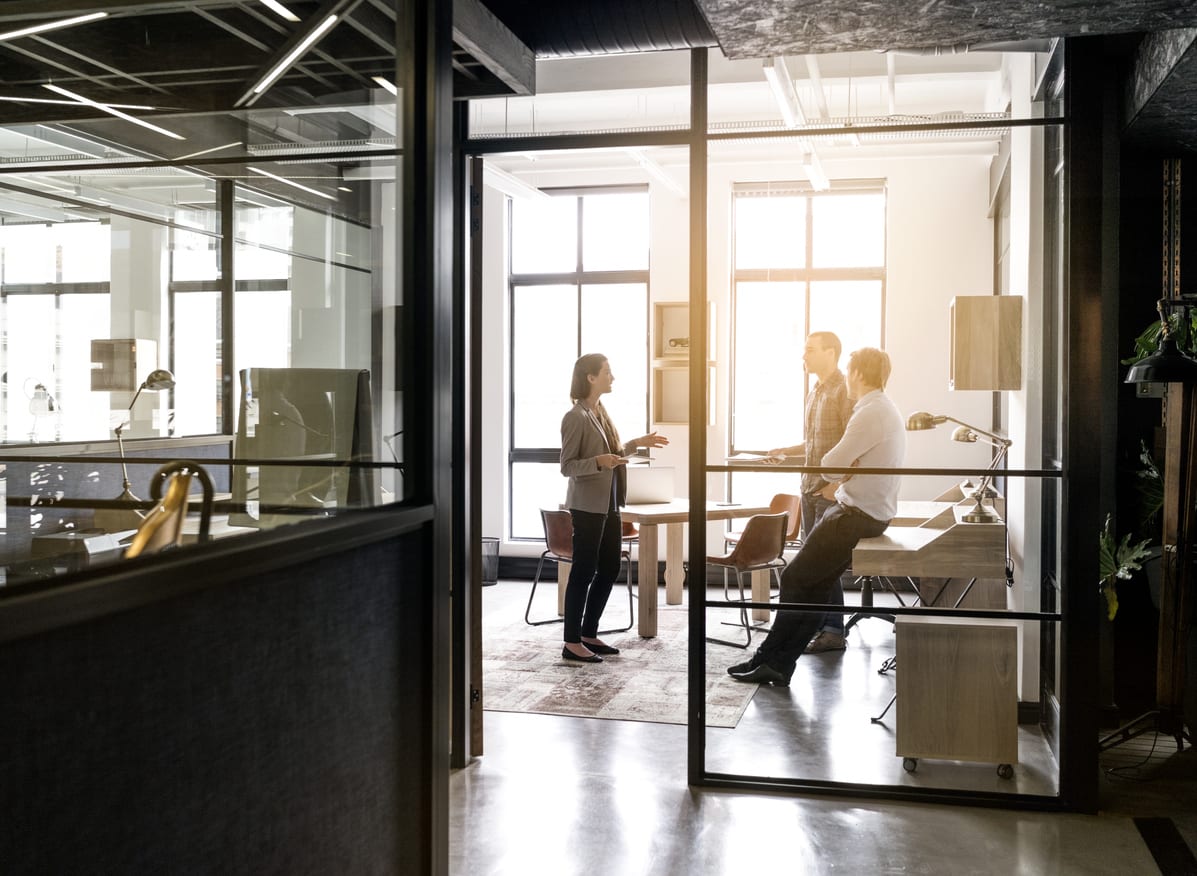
<box><xmin>730</xmin><ymin>183</ymin><xmax>886</xmax><ymax>454</ymax></box>
<box><xmin>508</xmin><ymin>186</ymin><xmax>650</xmax><ymax>539</ymax></box>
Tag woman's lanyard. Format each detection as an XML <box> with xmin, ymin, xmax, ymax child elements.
<box><xmin>582</xmin><ymin>404</ymin><xmax>614</xmax><ymax>453</ymax></box>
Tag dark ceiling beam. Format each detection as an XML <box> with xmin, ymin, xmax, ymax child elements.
<box><xmin>0</xmin><ymin>41</ymin><xmax>104</xmax><ymax>85</ymax></box>
<box><xmin>341</xmin><ymin>3</ymin><xmax>396</xmax><ymax>55</ymax></box>
<box><xmin>31</xmin><ymin>34</ymin><xmax>171</xmax><ymax>94</ymax></box>
<box><xmin>453</xmin><ymin>0</ymin><xmax>534</xmax><ymax>97</ymax></box>
<box><xmin>233</xmin><ymin>0</ymin><xmax>366</xmax><ymax>107</ymax></box>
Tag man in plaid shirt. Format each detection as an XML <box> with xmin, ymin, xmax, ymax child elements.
<box><xmin>766</xmin><ymin>331</ymin><xmax>854</xmax><ymax>652</ymax></box>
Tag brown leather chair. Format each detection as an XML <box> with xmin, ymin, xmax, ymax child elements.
<box><xmin>705</xmin><ymin>511</ymin><xmax>789</xmax><ymax>649</ymax></box>
<box><xmin>725</xmin><ymin>493</ymin><xmax>802</xmax><ymax>553</ymax></box>
<box><xmin>524</xmin><ymin>508</ymin><xmax>633</xmax><ymax>632</ymax></box>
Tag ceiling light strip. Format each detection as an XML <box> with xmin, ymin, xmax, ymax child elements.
<box><xmin>250</xmin><ymin>14</ymin><xmax>339</xmax><ymax>97</ymax></box>
<box><xmin>762</xmin><ymin>57</ymin><xmax>805</xmax><ymax>128</ymax></box>
<box><xmin>0</xmin><ymin>12</ymin><xmax>107</xmax><ymax>43</ymax></box>
<box><xmin>0</xmin><ymin>95</ymin><xmax>155</xmax><ymax>110</ymax></box>
<box><xmin>42</xmin><ymin>84</ymin><xmax>185</xmax><ymax>140</ymax></box>
<box><xmin>259</xmin><ymin>0</ymin><xmax>302</xmax><ymax>22</ymax></box>
<box><xmin>248</xmin><ymin>166</ymin><xmax>336</xmax><ymax>200</ymax></box>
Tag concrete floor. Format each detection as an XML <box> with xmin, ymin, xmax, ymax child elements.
<box><xmin>451</xmin><ymin>581</ymin><xmax>1197</xmax><ymax>874</ymax></box>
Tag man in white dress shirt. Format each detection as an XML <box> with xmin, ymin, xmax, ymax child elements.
<box><xmin>729</xmin><ymin>347</ymin><xmax>905</xmax><ymax>686</ymax></box>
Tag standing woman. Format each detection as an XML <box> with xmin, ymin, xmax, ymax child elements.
<box><xmin>560</xmin><ymin>353</ymin><xmax>668</xmax><ymax>662</ymax></box>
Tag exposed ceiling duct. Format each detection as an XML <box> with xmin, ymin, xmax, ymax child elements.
<box><xmin>478</xmin><ymin>0</ymin><xmax>717</xmax><ymax>58</ymax></box>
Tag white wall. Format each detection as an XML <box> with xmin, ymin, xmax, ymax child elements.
<box><xmin>482</xmin><ymin>148</ymin><xmax>1001</xmax><ymax>556</ymax></box>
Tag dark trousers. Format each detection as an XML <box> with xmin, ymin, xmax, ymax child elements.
<box><xmin>756</xmin><ymin>503</ymin><xmax>889</xmax><ymax>674</ymax></box>
<box><xmin>800</xmin><ymin>491</ymin><xmax>846</xmax><ymax>636</ymax></box>
<box><xmin>564</xmin><ymin>507</ymin><xmax>623</xmax><ymax>643</ymax></box>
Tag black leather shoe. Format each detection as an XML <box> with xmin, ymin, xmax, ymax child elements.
<box><xmin>582</xmin><ymin>640</ymin><xmax>619</xmax><ymax>655</ymax></box>
<box><xmin>729</xmin><ymin>664</ymin><xmax>790</xmax><ymax>686</ymax></box>
<box><xmin>562</xmin><ymin>646</ymin><xmax>602</xmax><ymax>663</ymax></box>
<box><xmin>727</xmin><ymin>658</ymin><xmax>756</xmax><ymax>676</ymax></box>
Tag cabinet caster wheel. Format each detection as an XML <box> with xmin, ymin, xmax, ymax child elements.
<box><xmin>903</xmin><ymin>757</ymin><xmax>917</xmax><ymax>773</ymax></box>
<box><xmin>997</xmin><ymin>763</ymin><xmax>1013</xmax><ymax>779</ymax></box>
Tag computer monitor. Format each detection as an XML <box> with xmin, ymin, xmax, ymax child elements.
<box><xmin>231</xmin><ymin>368</ymin><xmax>379</xmax><ymax>528</ymax></box>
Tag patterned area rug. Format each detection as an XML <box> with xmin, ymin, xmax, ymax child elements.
<box><xmin>483</xmin><ymin>604</ymin><xmax>758</xmax><ymax>728</ymax></box>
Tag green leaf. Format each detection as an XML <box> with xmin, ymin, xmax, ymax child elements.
<box><xmin>1097</xmin><ymin>513</ymin><xmax>1152</xmax><ymax>620</ymax></box>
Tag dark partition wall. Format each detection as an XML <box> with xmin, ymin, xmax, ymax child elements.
<box><xmin>0</xmin><ymin>523</ymin><xmax>421</xmax><ymax>873</ymax></box>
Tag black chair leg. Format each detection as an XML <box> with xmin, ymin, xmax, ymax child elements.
<box><xmin>524</xmin><ymin>553</ymin><xmax>565</xmax><ymax>626</ymax></box>
<box><xmin>707</xmin><ymin>569</ymin><xmax>753</xmax><ymax>649</ymax></box>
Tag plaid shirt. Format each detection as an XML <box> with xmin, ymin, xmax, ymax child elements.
<box><xmin>802</xmin><ymin>369</ymin><xmax>853</xmax><ymax>496</ymax></box>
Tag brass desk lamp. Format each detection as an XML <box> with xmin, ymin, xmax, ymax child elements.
<box><xmin>906</xmin><ymin>411</ymin><xmax>1012</xmax><ymax>523</ymax></box>
<box><xmin>103</xmin><ymin>369</ymin><xmax>176</xmax><ymax>530</ymax></box>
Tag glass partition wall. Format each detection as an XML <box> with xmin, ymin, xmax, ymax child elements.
<box><xmin>0</xmin><ymin>7</ymin><xmax>410</xmax><ymax>585</ymax></box>
<box><xmin>473</xmin><ymin>44</ymin><xmax>1081</xmax><ymax>806</ymax></box>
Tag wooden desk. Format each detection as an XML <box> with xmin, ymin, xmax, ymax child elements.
<box><xmin>618</xmin><ymin>500</ymin><xmax>771</xmax><ymax>637</ymax></box>
<box><xmin>851</xmin><ymin>505</ymin><xmax>1007</xmax><ymax>580</ymax></box>
<box><xmin>895</xmin><ymin>616</ymin><xmax>1018</xmax><ymax>771</ymax></box>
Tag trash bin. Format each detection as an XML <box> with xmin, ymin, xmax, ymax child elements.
<box><xmin>481</xmin><ymin>537</ymin><xmax>500</xmax><ymax>586</ymax></box>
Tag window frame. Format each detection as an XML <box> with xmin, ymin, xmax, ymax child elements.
<box><xmin>728</xmin><ymin>180</ymin><xmax>888</xmax><ymax>455</ymax></box>
<box><xmin>506</xmin><ymin>184</ymin><xmax>651</xmax><ymax>541</ymax></box>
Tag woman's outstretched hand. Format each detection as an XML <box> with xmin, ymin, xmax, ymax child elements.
<box><xmin>632</xmin><ymin>432</ymin><xmax>669</xmax><ymax>450</ymax></box>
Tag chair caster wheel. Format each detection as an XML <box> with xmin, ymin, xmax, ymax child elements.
<box><xmin>903</xmin><ymin>757</ymin><xmax>917</xmax><ymax>773</ymax></box>
<box><xmin>997</xmin><ymin>763</ymin><xmax>1014</xmax><ymax>780</ymax></box>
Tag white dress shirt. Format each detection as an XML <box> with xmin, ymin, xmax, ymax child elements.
<box><xmin>821</xmin><ymin>388</ymin><xmax>906</xmax><ymax>522</ymax></box>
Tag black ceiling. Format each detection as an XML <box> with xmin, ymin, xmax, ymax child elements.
<box><xmin>0</xmin><ymin>0</ymin><xmax>1196</xmax><ymax>214</ymax></box>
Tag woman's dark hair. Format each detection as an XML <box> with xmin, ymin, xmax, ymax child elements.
<box><xmin>570</xmin><ymin>353</ymin><xmax>607</xmax><ymax>402</ymax></box>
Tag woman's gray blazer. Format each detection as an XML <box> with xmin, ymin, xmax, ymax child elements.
<box><xmin>560</xmin><ymin>402</ymin><xmax>627</xmax><ymax>513</ymax></box>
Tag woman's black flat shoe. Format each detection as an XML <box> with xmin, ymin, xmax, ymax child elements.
<box><xmin>562</xmin><ymin>646</ymin><xmax>602</xmax><ymax>663</ymax></box>
<box><xmin>582</xmin><ymin>641</ymin><xmax>619</xmax><ymax>655</ymax></box>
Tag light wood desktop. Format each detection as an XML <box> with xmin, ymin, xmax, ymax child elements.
<box><xmin>851</xmin><ymin>504</ymin><xmax>1007</xmax><ymax>580</ymax></box>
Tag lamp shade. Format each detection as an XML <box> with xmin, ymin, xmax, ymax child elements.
<box><xmin>905</xmin><ymin>411</ymin><xmax>943</xmax><ymax>431</ymax></box>
<box><xmin>142</xmin><ymin>368</ymin><xmax>175</xmax><ymax>391</ymax></box>
<box><xmin>1124</xmin><ymin>335</ymin><xmax>1197</xmax><ymax>384</ymax></box>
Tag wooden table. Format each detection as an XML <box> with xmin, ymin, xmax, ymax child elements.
<box><xmin>620</xmin><ymin>500</ymin><xmax>771</xmax><ymax>637</ymax></box>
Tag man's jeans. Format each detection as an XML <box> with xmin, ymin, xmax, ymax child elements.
<box><xmin>800</xmin><ymin>491</ymin><xmax>846</xmax><ymax>636</ymax></box>
<box><xmin>756</xmin><ymin>503</ymin><xmax>889</xmax><ymax>673</ymax></box>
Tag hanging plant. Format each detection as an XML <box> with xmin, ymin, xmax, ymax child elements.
<box><xmin>1098</xmin><ymin>513</ymin><xmax>1153</xmax><ymax>621</ymax></box>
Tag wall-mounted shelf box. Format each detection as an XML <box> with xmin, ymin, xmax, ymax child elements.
<box><xmin>90</xmin><ymin>339</ymin><xmax>158</xmax><ymax>392</ymax></box>
<box><xmin>651</xmin><ymin>301</ymin><xmax>715</xmax><ymax>425</ymax></box>
<box><xmin>949</xmin><ymin>295</ymin><xmax>1022</xmax><ymax>391</ymax></box>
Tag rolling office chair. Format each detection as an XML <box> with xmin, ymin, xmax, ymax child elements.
<box><xmin>524</xmin><ymin>508</ymin><xmax>634</xmax><ymax>633</ymax></box>
<box><xmin>704</xmin><ymin>511</ymin><xmax>789</xmax><ymax>649</ymax></box>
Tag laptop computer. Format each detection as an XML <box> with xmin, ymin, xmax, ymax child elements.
<box><xmin>624</xmin><ymin>465</ymin><xmax>675</xmax><ymax>505</ymax></box>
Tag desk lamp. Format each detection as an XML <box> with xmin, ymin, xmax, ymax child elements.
<box><xmin>906</xmin><ymin>411</ymin><xmax>1012</xmax><ymax>523</ymax></box>
<box><xmin>107</xmin><ymin>369</ymin><xmax>176</xmax><ymax>528</ymax></box>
